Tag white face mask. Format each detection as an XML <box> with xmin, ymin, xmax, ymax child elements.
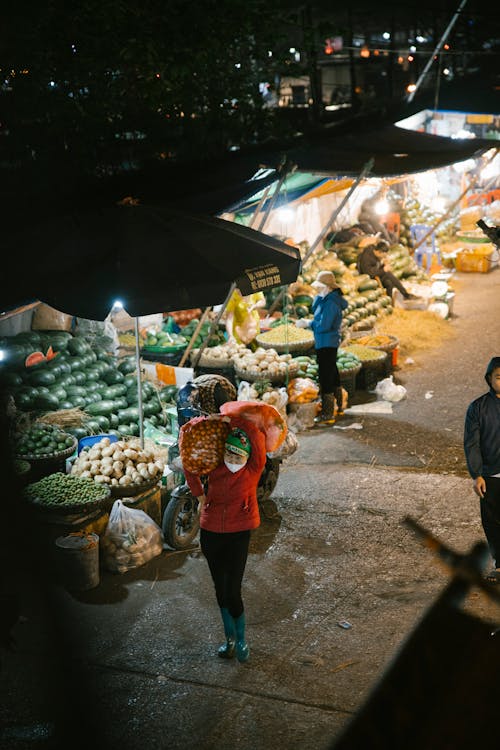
<box><xmin>315</xmin><ymin>284</ymin><xmax>330</xmax><ymax>297</ymax></box>
<box><xmin>224</xmin><ymin>460</ymin><xmax>245</xmax><ymax>473</ymax></box>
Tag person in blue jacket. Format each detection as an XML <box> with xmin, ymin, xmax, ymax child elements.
<box><xmin>464</xmin><ymin>356</ymin><xmax>500</xmax><ymax>582</ymax></box>
<box><xmin>296</xmin><ymin>270</ymin><xmax>348</xmax><ymax>424</ymax></box>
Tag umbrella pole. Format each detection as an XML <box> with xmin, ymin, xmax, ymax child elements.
<box><xmin>301</xmin><ymin>157</ymin><xmax>374</xmax><ymax>267</ymax></box>
<box><xmin>134</xmin><ymin>317</ymin><xmax>145</xmax><ymax>449</ymax></box>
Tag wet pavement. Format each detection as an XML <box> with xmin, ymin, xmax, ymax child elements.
<box><xmin>2</xmin><ymin>267</ymin><xmax>500</xmax><ymax>749</ymax></box>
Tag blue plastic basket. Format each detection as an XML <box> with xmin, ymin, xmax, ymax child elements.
<box><xmin>78</xmin><ymin>434</ymin><xmax>119</xmax><ymax>455</ymax></box>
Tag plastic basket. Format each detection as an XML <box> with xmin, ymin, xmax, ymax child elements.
<box><xmin>78</xmin><ymin>433</ymin><xmax>118</xmax><ymax>455</ymax></box>
<box><xmin>455</xmin><ymin>249</ymin><xmax>496</xmax><ymax>273</ymax></box>
<box><xmin>141</xmin><ymin>349</ymin><xmax>185</xmax><ymax>366</ymax></box>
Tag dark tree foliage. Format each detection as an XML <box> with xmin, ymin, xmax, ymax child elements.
<box><xmin>1</xmin><ymin>0</ymin><xmax>295</xmax><ymax>178</ymax></box>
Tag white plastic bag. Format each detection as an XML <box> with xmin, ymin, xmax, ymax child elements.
<box><xmin>237</xmin><ymin>380</ymin><xmax>258</xmax><ymax>402</ymax></box>
<box><xmin>101</xmin><ymin>499</ymin><xmax>164</xmax><ymax>574</ymax></box>
<box><xmin>374</xmin><ymin>376</ymin><xmax>407</xmax><ymax>403</ymax></box>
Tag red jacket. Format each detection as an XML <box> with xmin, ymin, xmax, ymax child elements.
<box><xmin>184</xmin><ymin>416</ymin><xmax>267</xmax><ymax>533</ymax></box>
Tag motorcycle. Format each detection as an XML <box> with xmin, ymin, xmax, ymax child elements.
<box><xmin>162</xmin><ymin>455</ymin><xmax>281</xmax><ymax>550</ymax></box>
<box><xmin>160</xmin><ymin>375</ymin><xmax>282</xmax><ymax>550</ymax></box>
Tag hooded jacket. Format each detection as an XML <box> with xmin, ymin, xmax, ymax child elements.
<box><xmin>183</xmin><ymin>416</ymin><xmax>267</xmax><ymax>533</ymax></box>
<box><xmin>464</xmin><ymin>358</ymin><xmax>500</xmax><ymax>479</ymax></box>
<box><xmin>310</xmin><ymin>288</ymin><xmax>348</xmax><ymax>349</ymax></box>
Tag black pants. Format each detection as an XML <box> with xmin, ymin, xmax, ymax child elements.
<box><xmin>315</xmin><ymin>347</ymin><xmax>340</xmax><ymax>393</ymax></box>
<box><xmin>480</xmin><ymin>477</ymin><xmax>500</xmax><ymax>567</ymax></box>
<box><xmin>200</xmin><ymin>528</ymin><xmax>250</xmax><ymax>618</ymax></box>
<box><xmin>379</xmin><ymin>271</ymin><xmax>409</xmax><ymax>299</ymax></box>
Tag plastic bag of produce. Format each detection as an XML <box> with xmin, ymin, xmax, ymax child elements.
<box><xmin>261</xmin><ymin>387</ymin><xmax>288</xmax><ymax>419</ymax></box>
<box><xmin>267</xmin><ymin>429</ymin><xmax>298</xmax><ymax>459</ymax></box>
<box><xmin>237</xmin><ymin>380</ymin><xmax>259</xmax><ymax>402</ymax></box>
<box><xmin>101</xmin><ymin>499</ymin><xmax>164</xmax><ymax>574</ymax></box>
<box><xmin>287</xmin><ymin>377</ymin><xmax>319</xmax><ymax>404</ymax></box>
<box><xmin>374</xmin><ymin>376</ymin><xmax>407</xmax><ymax>403</ymax></box>
<box><xmin>179</xmin><ymin>415</ymin><xmax>231</xmax><ymax>475</ymax></box>
<box><xmin>220</xmin><ymin>401</ymin><xmax>287</xmax><ymax>452</ymax></box>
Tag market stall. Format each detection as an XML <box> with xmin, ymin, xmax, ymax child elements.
<box><xmin>1</xmin><ymin>203</ymin><xmax>301</xmax><ymax>587</ymax></box>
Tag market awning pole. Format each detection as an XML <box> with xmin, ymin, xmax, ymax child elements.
<box><xmin>248</xmin><ymin>184</ymin><xmax>273</xmax><ymax>229</ymax></box>
<box><xmin>267</xmin><ymin>159</ymin><xmax>373</xmax><ymax>317</ymax></box>
<box><xmin>178</xmin><ymin>307</ymin><xmax>212</xmax><ymax>368</ymax></box>
<box><xmin>134</xmin><ymin>317</ymin><xmax>145</xmax><ymax>449</ymax></box>
<box><xmin>301</xmin><ymin>158</ymin><xmax>374</xmax><ymax>267</ymax></box>
<box><xmin>191</xmin><ymin>283</ymin><xmax>237</xmax><ymax>369</ymax></box>
<box><xmin>407</xmin><ymin>0</ymin><xmax>468</xmax><ymax>103</ymax></box>
<box><xmin>257</xmin><ymin>159</ymin><xmax>296</xmax><ymax>233</ymax></box>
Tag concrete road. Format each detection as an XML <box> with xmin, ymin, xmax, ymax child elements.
<box><xmin>2</xmin><ymin>267</ymin><xmax>500</xmax><ymax>749</ymax></box>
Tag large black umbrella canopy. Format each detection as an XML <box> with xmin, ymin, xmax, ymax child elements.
<box><xmin>3</xmin><ymin>203</ymin><xmax>301</xmax><ymax>320</ymax></box>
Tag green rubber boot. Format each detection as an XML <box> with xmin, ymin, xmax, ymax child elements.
<box><xmin>234</xmin><ymin>612</ymin><xmax>250</xmax><ymax>663</ymax></box>
<box><xmin>218</xmin><ymin>607</ymin><xmax>236</xmax><ymax>659</ymax></box>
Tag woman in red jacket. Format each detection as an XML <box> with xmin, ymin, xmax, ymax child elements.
<box><xmin>183</xmin><ymin>416</ymin><xmax>267</xmax><ymax>662</ymax></box>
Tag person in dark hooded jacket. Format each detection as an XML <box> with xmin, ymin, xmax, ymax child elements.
<box><xmin>464</xmin><ymin>356</ymin><xmax>500</xmax><ymax>582</ymax></box>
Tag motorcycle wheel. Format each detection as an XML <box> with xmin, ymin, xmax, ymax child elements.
<box><xmin>257</xmin><ymin>458</ymin><xmax>281</xmax><ymax>506</ymax></box>
<box><xmin>162</xmin><ymin>484</ymin><xmax>200</xmax><ymax>550</ymax></box>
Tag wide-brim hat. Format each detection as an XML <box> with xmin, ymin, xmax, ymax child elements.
<box><xmin>311</xmin><ymin>270</ymin><xmax>339</xmax><ymax>290</ymax></box>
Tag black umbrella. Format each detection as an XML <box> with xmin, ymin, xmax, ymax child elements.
<box><xmin>3</xmin><ymin>202</ymin><xmax>301</xmax><ymax>320</ymax></box>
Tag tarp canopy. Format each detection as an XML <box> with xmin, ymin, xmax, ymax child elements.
<box><xmin>282</xmin><ymin>124</ymin><xmax>495</xmax><ymax>178</ymax></box>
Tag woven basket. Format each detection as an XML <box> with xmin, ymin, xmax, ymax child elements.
<box><xmin>23</xmin><ymin>485</ymin><xmax>111</xmax><ymax>515</ymax></box>
<box><xmin>195</xmin><ymin>354</ymin><xmax>235</xmax><ymax>369</ymax></box>
<box><xmin>15</xmin><ymin>436</ymin><xmax>77</xmax><ymax>463</ymax></box>
<box><xmin>109</xmin><ymin>477</ymin><xmax>160</xmax><ymax>498</ymax></box>
<box><xmin>339</xmin><ymin>367</ymin><xmax>360</xmax><ymax>397</ymax></box>
<box><xmin>351</xmin><ymin>334</ymin><xmax>399</xmax><ymax>354</ymax></box>
<box><xmin>235</xmin><ymin>361</ymin><xmax>299</xmax><ymax>385</ymax></box>
<box><xmin>255</xmin><ymin>333</ymin><xmax>315</xmax><ymax>354</ymax></box>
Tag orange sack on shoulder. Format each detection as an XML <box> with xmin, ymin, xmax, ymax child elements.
<box><xmin>220</xmin><ymin>401</ymin><xmax>287</xmax><ymax>453</ymax></box>
<box><xmin>179</xmin><ymin>415</ymin><xmax>231</xmax><ymax>475</ymax></box>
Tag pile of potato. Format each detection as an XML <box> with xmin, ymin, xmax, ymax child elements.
<box><xmin>233</xmin><ymin>347</ymin><xmax>294</xmax><ymax>379</ymax></box>
<box><xmin>70</xmin><ymin>437</ymin><xmax>164</xmax><ymax>488</ymax></box>
<box><xmin>101</xmin><ymin>502</ymin><xmax>164</xmax><ymax>574</ymax></box>
<box><xmin>193</xmin><ymin>342</ymin><xmax>247</xmax><ymax>366</ymax></box>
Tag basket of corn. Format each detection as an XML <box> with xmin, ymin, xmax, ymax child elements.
<box><xmin>255</xmin><ymin>324</ymin><xmax>315</xmax><ymax>353</ymax></box>
<box><xmin>350</xmin><ymin>334</ymin><xmax>399</xmax><ymax>354</ymax></box>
